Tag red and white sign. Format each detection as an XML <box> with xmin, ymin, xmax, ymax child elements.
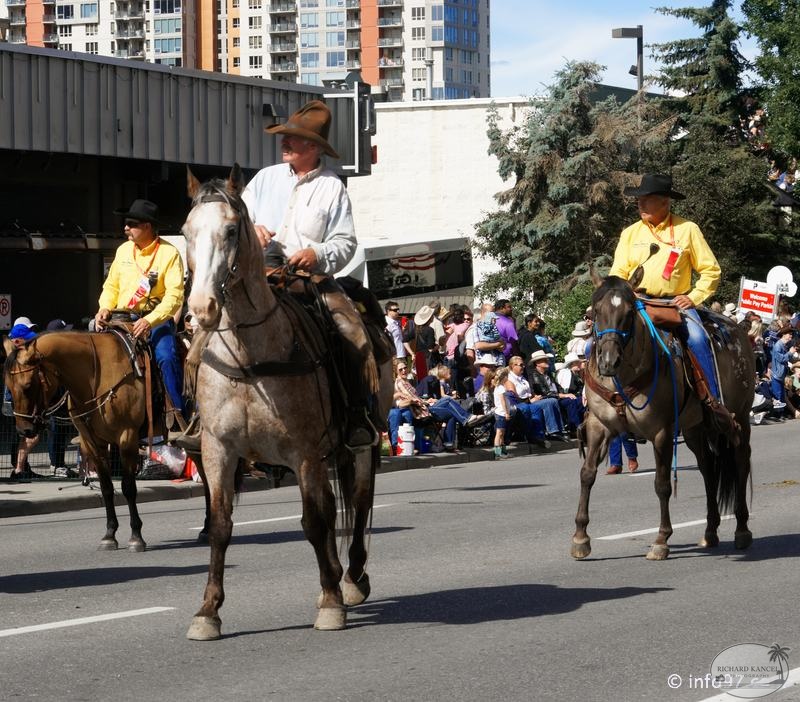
<box><xmin>738</xmin><ymin>278</ymin><xmax>778</xmax><ymax>321</ymax></box>
<box><xmin>0</xmin><ymin>294</ymin><xmax>11</xmax><ymax>330</ymax></box>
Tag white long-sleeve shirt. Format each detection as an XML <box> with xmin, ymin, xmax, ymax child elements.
<box><xmin>241</xmin><ymin>162</ymin><xmax>356</xmax><ymax>275</ymax></box>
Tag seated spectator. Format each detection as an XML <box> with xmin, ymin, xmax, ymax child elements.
<box><xmin>528</xmin><ymin>349</ymin><xmax>585</xmax><ymax>433</ymax></box>
<box><xmin>556</xmin><ymin>352</ymin><xmax>585</xmax><ymax>396</ymax></box>
<box><xmin>785</xmin><ymin>362</ymin><xmax>800</xmax><ymax>419</ymax></box>
<box><xmin>505</xmin><ymin>354</ymin><xmax>564</xmax><ymax>443</ymax></box>
<box><xmin>566</xmin><ymin>320</ymin><xmax>591</xmax><ymax>358</ymax></box>
<box><xmin>388</xmin><ymin>359</ymin><xmax>416</xmax><ymax>454</ymax></box>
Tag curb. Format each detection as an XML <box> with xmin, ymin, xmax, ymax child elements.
<box><xmin>0</xmin><ymin>440</ymin><xmax>577</xmax><ymax>518</ymax></box>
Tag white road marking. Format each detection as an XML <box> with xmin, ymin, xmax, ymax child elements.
<box><xmin>190</xmin><ymin>503</ymin><xmax>395</xmax><ymax>530</ymax></box>
<box><xmin>0</xmin><ymin>607</ymin><xmax>175</xmax><ymax>639</ymax></box>
<box><xmin>700</xmin><ymin>666</ymin><xmax>800</xmax><ymax>701</ymax></box>
<box><xmin>598</xmin><ymin>514</ymin><xmax>735</xmax><ymax>540</ymax></box>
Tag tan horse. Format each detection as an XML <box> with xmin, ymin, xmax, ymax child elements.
<box><xmin>4</xmin><ymin>331</ymin><xmax>150</xmax><ymax>550</ymax></box>
<box><xmin>572</xmin><ymin>273</ymin><xmax>755</xmax><ymax>561</ymax></box>
<box><xmin>183</xmin><ymin>165</ymin><xmax>393</xmax><ymax>641</ymax></box>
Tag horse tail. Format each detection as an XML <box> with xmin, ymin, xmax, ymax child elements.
<box><xmin>715</xmin><ymin>437</ymin><xmax>738</xmax><ymax>514</ymax></box>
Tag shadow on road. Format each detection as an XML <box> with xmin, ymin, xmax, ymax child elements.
<box><xmin>0</xmin><ymin>564</ymin><xmax>212</xmax><ymax>593</ymax></box>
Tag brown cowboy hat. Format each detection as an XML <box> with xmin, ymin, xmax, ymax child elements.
<box><xmin>265</xmin><ymin>100</ymin><xmax>340</xmax><ymax>159</ymax></box>
<box><xmin>623</xmin><ymin>173</ymin><xmax>685</xmax><ymax>200</ymax></box>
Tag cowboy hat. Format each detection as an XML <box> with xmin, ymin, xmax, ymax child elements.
<box><xmin>530</xmin><ymin>349</ymin><xmax>554</xmax><ymax>363</ymax></box>
<box><xmin>571</xmin><ymin>321</ymin><xmax>591</xmax><ymax>337</ymax></box>
<box><xmin>13</xmin><ymin>316</ymin><xmax>36</xmax><ymax>329</ymax></box>
<box><xmin>113</xmin><ymin>199</ymin><xmax>160</xmax><ymax>224</ymax></box>
<box><xmin>722</xmin><ymin>302</ymin><xmax>737</xmax><ymax>318</ymax></box>
<box><xmin>623</xmin><ymin>173</ymin><xmax>685</xmax><ymax>200</ymax></box>
<box><xmin>563</xmin><ymin>352</ymin><xmax>582</xmax><ymax>368</ymax></box>
<box><xmin>266</xmin><ymin>100</ymin><xmax>340</xmax><ymax>159</ymax></box>
<box><xmin>414</xmin><ymin>305</ymin><xmax>436</xmax><ymax>326</ymax></box>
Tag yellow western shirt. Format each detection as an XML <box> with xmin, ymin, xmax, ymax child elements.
<box><xmin>608</xmin><ymin>214</ymin><xmax>720</xmax><ymax>306</ymax></box>
<box><xmin>99</xmin><ymin>237</ymin><xmax>185</xmax><ymax>327</ymax></box>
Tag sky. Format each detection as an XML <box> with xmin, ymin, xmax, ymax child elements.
<box><xmin>489</xmin><ymin>0</ymin><xmax>755</xmax><ymax>98</ymax></box>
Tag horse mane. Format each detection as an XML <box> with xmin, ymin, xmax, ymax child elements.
<box><xmin>592</xmin><ymin>275</ymin><xmax>635</xmax><ymax>308</ymax></box>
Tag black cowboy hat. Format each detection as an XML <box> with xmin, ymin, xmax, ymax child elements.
<box><xmin>623</xmin><ymin>174</ymin><xmax>686</xmax><ymax>200</ymax></box>
<box><xmin>113</xmin><ymin>199</ymin><xmax>160</xmax><ymax>224</ymax></box>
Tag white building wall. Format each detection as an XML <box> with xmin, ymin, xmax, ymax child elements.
<box><xmin>346</xmin><ymin>96</ymin><xmax>534</xmax><ymax>289</ymax></box>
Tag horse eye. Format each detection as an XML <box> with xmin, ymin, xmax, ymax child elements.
<box><xmin>224</xmin><ymin>224</ymin><xmax>237</xmax><ymax>239</ymax></box>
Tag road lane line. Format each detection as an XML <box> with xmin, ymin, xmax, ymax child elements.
<box><xmin>598</xmin><ymin>514</ymin><xmax>735</xmax><ymax>540</ymax></box>
<box><xmin>700</xmin><ymin>666</ymin><xmax>800</xmax><ymax>701</ymax></box>
<box><xmin>190</xmin><ymin>502</ymin><xmax>395</xmax><ymax>530</ymax></box>
<box><xmin>0</xmin><ymin>607</ymin><xmax>175</xmax><ymax>638</ymax></box>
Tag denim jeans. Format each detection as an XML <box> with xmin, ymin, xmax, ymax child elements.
<box><xmin>559</xmin><ymin>397</ymin><xmax>585</xmax><ymax>429</ymax></box>
<box><xmin>529</xmin><ymin>397</ymin><xmax>563</xmax><ymax>435</ymax></box>
<box><xmin>430</xmin><ymin>397</ymin><xmax>470</xmax><ymax>446</ymax></box>
<box><xmin>387</xmin><ymin>407</ymin><xmax>414</xmax><ymax>448</ymax></box>
<box><xmin>609</xmin><ymin>434</ymin><xmax>638</xmax><ymax>466</ymax></box>
<box><xmin>150</xmin><ymin>320</ymin><xmax>185</xmax><ymax>415</ymax></box>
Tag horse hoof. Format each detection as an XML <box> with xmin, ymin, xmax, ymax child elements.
<box><xmin>197</xmin><ymin>530</ymin><xmax>209</xmax><ymax>545</ymax></box>
<box><xmin>97</xmin><ymin>539</ymin><xmax>118</xmax><ymax>551</ymax></box>
<box><xmin>571</xmin><ymin>539</ymin><xmax>591</xmax><ymax>559</ymax></box>
<box><xmin>735</xmin><ymin>530</ymin><xmax>753</xmax><ymax>550</ymax></box>
<box><xmin>646</xmin><ymin>545</ymin><xmax>670</xmax><ymax>560</ymax></box>
<box><xmin>343</xmin><ymin>574</ymin><xmax>371</xmax><ymax>606</ymax></box>
<box><xmin>127</xmin><ymin>540</ymin><xmax>146</xmax><ymax>552</ymax></box>
<box><xmin>314</xmin><ymin>607</ymin><xmax>346</xmax><ymax>631</ymax></box>
<box><xmin>698</xmin><ymin>533</ymin><xmax>719</xmax><ymax>548</ymax></box>
<box><xmin>186</xmin><ymin>616</ymin><xmax>221</xmax><ymax>641</ymax></box>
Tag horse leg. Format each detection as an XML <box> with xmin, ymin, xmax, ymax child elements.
<box><xmin>117</xmin><ymin>436</ymin><xmax>146</xmax><ymax>552</ymax></box>
<box><xmin>87</xmin><ymin>443</ymin><xmax>120</xmax><ymax>551</ymax></box>
<box><xmin>187</xmin><ymin>437</ymin><xmax>236</xmax><ymax>641</ymax></box>
<box><xmin>733</xmin><ymin>426</ymin><xmax>753</xmax><ymax>550</ymax></box>
<box><xmin>571</xmin><ymin>417</ymin><xmax>610</xmax><ymax>559</ymax></box>
<box><xmin>298</xmin><ymin>457</ymin><xmax>346</xmax><ymax>630</ymax></box>
<box><xmin>646</xmin><ymin>430</ymin><xmax>674</xmax><ymax>560</ymax></box>
<box><xmin>684</xmin><ymin>427</ymin><xmax>720</xmax><ymax>548</ymax></box>
<box><xmin>342</xmin><ymin>448</ymin><xmax>376</xmax><ymax>606</ymax></box>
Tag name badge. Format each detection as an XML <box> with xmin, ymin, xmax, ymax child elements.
<box><xmin>662</xmin><ymin>246</ymin><xmax>682</xmax><ymax>281</ymax></box>
<box><xmin>126</xmin><ymin>274</ymin><xmax>151</xmax><ymax>309</ymax></box>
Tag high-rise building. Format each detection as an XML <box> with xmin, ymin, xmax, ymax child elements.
<box><xmin>2</xmin><ymin>0</ymin><xmax>490</xmax><ymax>101</ymax></box>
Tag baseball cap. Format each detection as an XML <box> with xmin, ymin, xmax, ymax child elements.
<box><xmin>9</xmin><ymin>324</ymin><xmax>37</xmax><ymax>341</ymax></box>
<box><xmin>46</xmin><ymin>319</ymin><xmax>74</xmax><ymax>331</ymax></box>
<box><xmin>13</xmin><ymin>316</ymin><xmax>36</xmax><ymax>329</ymax></box>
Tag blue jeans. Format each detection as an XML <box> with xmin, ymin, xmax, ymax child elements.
<box><xmin>771</xmin><ymin>377</ymin><xmax>786</xmax><ymax>403</ymax></box>
<box><xmin>529</xmin><ymin>397</ymin><xmax>563</xmax><ymax>435</ymax></box>
<box><xmin>430</xmin><ymin>397</ymin><xmax>470</xmax><ymax>446</ymax></box>
<box><xmin>609</xmin><ymin>434</ymin><xmax>638</xmax><ymax>466</ymax></box>
<box><xmin>150</xmin><ymin>320</ymin><xmax>185</xmax><ymax>415</ymax></box>
<box><xmin>514</xmin><ymin>402</ymin><xmax>546</xmax><ymax>441</ymax></box>
<box><xmin>48</xmin><ymin>414</ymin><xmax>69</xmax><ymax>467</ymax></box>
<box><xmin>684</xmin><ymin>308</ymin><xmax>720</xmax><ymax>400</ymax></box>
<box><xmin>559</xmin><ymin>397</ymin><xmax>585</xmax><ymax>428</ymax></box>
<box><xmin>387</xmin><ymin>407</ymin><xmax>414</xmax><ymax>448</ymax></box>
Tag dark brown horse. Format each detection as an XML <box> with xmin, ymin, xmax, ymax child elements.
<box><xmin>572</xmin><ymin>273</ymin><xmax>755</xmax><ymax>560</ymax></box>
<box><xmin>182</xmin><ymin>165</ymin><xmax>393</xmax><ymax>640</ymax></box>
<box><xmin>4</xmin><ymin>331</ymin><xmax>152</xmax><ymax>550</ymax></box>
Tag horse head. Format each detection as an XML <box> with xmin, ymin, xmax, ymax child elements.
<box><xmin>3</xmin><ymin>340</ymin><xmax>54</xmax><ymax>437</ymax></box>
<box><xmin>591</xmin><ymin>275</ymin><xmax>638</xmax><ymax>377</ymax></box>
<box><xmin>184</xmin><ymin>164</ymin><xmax>261</xmax><ymax>330</ymax></box>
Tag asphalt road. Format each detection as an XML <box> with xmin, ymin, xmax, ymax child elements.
<box><xmin>2</xmin><ymin>422</ymin><xmax>800</xmax><ymax>702</ymax></box>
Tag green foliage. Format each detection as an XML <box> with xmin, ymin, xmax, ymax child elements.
<box><xmin>742</xmin><ymin>0</ymin><xmax>800</xmax><ymax>156</ymax></box>
<box><xmin>537</xmin><ymin>282</ymin><xmax>595</xmax><ymax>357</ymax></box>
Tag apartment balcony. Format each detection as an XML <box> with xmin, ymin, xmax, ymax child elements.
<box><xmin>43</xmin><ymin>33</ymin><xmax>59</xmax><ymax>43</ymax></box>
<box><xmin>269</xmin><ymin>42</ymin><xmax>296</xmax><ymax>53</ymax></box>
<box><xmin>380</xmin><ymin>77</ymin><xmax>403</xmax><ymax>88</ymax></box>
<box><xmin>378</xmin><ymin>16</ymin><xmax>402</xmax><ymax>28</ymax></box>
<box><xmin>345</xmin><ymin>59</ymin><xmax>361</xmax><ymax>69</ymax></box>
<box><xmin>42</xmin><ymin>14</ymin><xmax>56</xmax><ymax>23</ymax></box>
<box><xmin>42</xmin><ymin>0</ymin><xmax>56</xmax><ymax>4</ymax></box>
<box><xmin>378</xmin><ymin>57</ymin><xmax>403</xmax><ymax>68</ymax></box>
<box><xmin>269</xmin><ymin>2</ymin><xmax>296</xmax><ymax>12</ymax></box>
<box><xmin>9</xmin><ymin>15</ymin><xmax>27</xmax><ymax>27</ymax></box>
<box><xmin>346</xmin><ymin>0</ymin><xmax>360</xmax><ymax>8</ymax></box>
<box><xmin>377</xmin><ymin>0</ymin><xmax>403</xmax><ymax>7</ymax></box>
<box><xmin>378</xmin><ymin>36</ymin><xmax>403</xmax><ymax>48</ymax></box>
<box><xmin>269</xmin><ymin>62</ymin><xmax>297</xmax><ymax>73</ymax></box>
<box><xmin>115</xmin><ymin>10</ymin><xmax>145</xmax><ymax>20</ymax></box>
<box><xmin>346</xmin><ymin>39</ymin><xmax>360</xmax><ymax>49</ymax></box>
<box><xmin>270</xmin><ymin>22</ymin><xmax>296</xmax><ymax>33</ymax></box>
<box><xmin>9</xmin><ymin>32</ymin><xmax>27</xmax><ymax>43</ymax></box>
<box><xmin>6</xmin><ymin>0</ymin><xmax>26</xmax><ymax>7</ymax></box>
<box><xmin>116</xmin><ymin>29</ymin><xmax>145</xmax><ymax>39</ymax></box>
<box><xmin>115</xmin><ymin>50</ymin><xmax>145</xmax><ymax>59</ymax></box>
<box><xmin>346</xmin><ymin>19</ymin><xmax>360</xmax><ymax>29</ymax></box>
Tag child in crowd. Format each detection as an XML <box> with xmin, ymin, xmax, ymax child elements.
<box><xmin>492</xmin><ymin>367</ymin><xmax>511</xmax><ymax>459</ymax></box>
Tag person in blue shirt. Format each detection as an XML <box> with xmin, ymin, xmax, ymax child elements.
<box><xmin>770</xmin><ymin>326</ymin><xmax>796</xmax><ymax>404</ymax></box>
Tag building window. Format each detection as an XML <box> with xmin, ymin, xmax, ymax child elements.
<box><xmin>58</xmin><ymin>25</ymin><xmax>73</xmax><ymax>37</ymax></box>
<box><xmin>431</xmin><ymin>4</ymin><xmax>443</xmax><ymax>21</ymax></box>
<box><xmin>248</xmin><ymin>0</ymin><xmax>261</xmax><ymax>8</ymax></box>
<box><xmin>154</xmin><ymin>37</ymin><xmax>181</xmax><ymax>53</ymax></box>
<box><xmin>300</xmin><ymin>13</ymin><xmax>319</xmax><ymax>28</ymax></box>
<box><xmin>152</xmin><ymin>0</ymin><xmax>181</xmax><ymax>14</ymax></box>
<box><xmin>412</xmin><ymin>88</ymin><xmax>426</xmax><ymax>100</ymax></box>
<box><xmin>80</xmin><ymin>3</ymin><xmax>98</xmax><ymax>18</ymax></box>
<box><xmin>248</xmin><ymin>16</ymin><xmax>262</xmax><ymax>29</ymax></box>
<box><xmin>249</xmin><ymin>55</ymin><xmax>262</xmax><ymax>69</ymax></box>
<box><xmin>301</xmin><ymin>72</ymin><xmax>320</xmax><ymax>85</ymax></box>
<box><xmin>232</xmin><ymin>17</ymin><xmax>240</xmax><ymax>27</ymax></box>
<box><xmin>325</xmin><ymin>11</ymin><xmax>344</xmax><ymax>27</ymax></box>
<box><xmin>154</xmin><ymin>18</ymin><xmax>181</xmax><ymax>33</ymax></box>
<box><xmin>431</xmin><ymin>26</ymin><xmax>443</xmax><ymax>41</ymax></box>
<box><xmin>300</xmin><ymin>0</ymin><xmax>319</xmax><ymax>6</ymax></box>
<box><xmin>249</xmin><ymin>35</ymin><xmax>262</xmax><ymax>49</ymax></box>
<box><xmin>432</xmin><ymin>86</ymin><xmax>444</xmax><ymax>100</ymax></box>
<box><xmin>445</xmin><ymin>67</ymin><xmax>452</xmax><ymax>81</ymax></box>
<box><xmin>301</xmin><ymin>32</ymin><xmax>319</xmax><ymax>48</ymax></box>
<box><xmin>231</xmin><ymin>0</ymin><xmax>239</xmax><ymax>6</ymax></box>
<box><xmin>86</xmin><ymin>24</ymin><xmax>97</xmax><ymax>35</ymax></box>
<box><xmin>301</xmin><ymin>52</ymin><xmax>319</xmax><ymax>68</ymax></box>
<box><xmin>232</xmin><ymin>37</ymin><xmax>240</xmax><ymax>47</ymax></box>
<box><xmin>326</xmin><ymin>50</ymin><xmax>344</xmax><ymax>67</ymax></box>
<box><xmin>411</xmin><ymin>47</ymin><xmax>425</xmax><ymax>61</ymax></box>
<box><xmin>326</xmin><ymin>31</ymin><xmax>344</xmax><ymax>47</ymax></box>
<box><xmin>444</xmin><ymin>47</ymin><xmax>453</xmax><ymax>61</ymax></box>
<box><xmin>412</xmin><ymin>27</ymin><xmax>425</xmax><ymax>40</ymax></box>
<box><xmin>60</xmin><ymin>43</ymin><xmax>72</xmax><ymax>51</ymax></box>
<box><xmin>57</xmin><ymin>4</ymin><xmax>75</xmax><ymax>19</ymax></box>
<box><xmin>326</xmin><ymin>0</ymin><xmax>344</xmax><ymax>5</ymax></box>
<box><xmin>461</xmin><ymin>50</ymin><xmax>472</xmax><ymax>63</ymax></box>
<box><xmin>86</xmin><ymin>42</ymin><xmax>98</xmax><ymax>54</ymax></box>
<box><xmin>412</xmin><ymin>67</ymin><xmax>426</xmax><ymax>81</ymax></box>
<box><xmin>233</xmin><ymin>56</ymin><xmax>241</xmax><ymax>67</ymax></box>
<box><xmin>411</xmin><ymin>7</ymin><xmax>424</xmax><ymax>20</ymax></box>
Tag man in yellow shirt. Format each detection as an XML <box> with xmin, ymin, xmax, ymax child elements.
<box><xmin>609</xmin><ymin>173</ymin><xmax>722</xmax><ymax>401</ymax></box>
<box><xmin>95</xmin><ymin>199</ymin><xmax>186</xmax><ymax>416</ymax></box>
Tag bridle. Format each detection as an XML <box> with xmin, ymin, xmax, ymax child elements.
<box><xmin>7</xmin><ymin>353</ymin><xmax>66</xmax><ymax>425</ymax></box>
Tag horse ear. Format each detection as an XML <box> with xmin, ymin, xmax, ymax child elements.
<box><xmin>588</xmin><ymin>262</ymin><xmax>603</xmax><ymax>288</ymax></box>
<box><xmin>227</xmin><ymin>163</ymin><xmax>244</xmax><ymax>196</ymax></box>
<box><xmin>187</xmin><ymin>166</ymin><xmax>201</xmax><ymax>199</ymax></box>
<box><xmin>629</xmin><ymin>265</ymin><xmax>645</xmax><ymax>291</ymax></box>
<box><xmin>2</xmin><ymin>336</ymin><xmax>14</xmax><ymax>358</ymax></box>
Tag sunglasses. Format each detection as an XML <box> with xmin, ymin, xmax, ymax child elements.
<box><xmin>389</xmin><ymin>307</ymin><xmax>400</xmax><ymax>312</ymax></box>
<box><xmin>125</xmin><ymin>219</ymin><xmax>143</xmax><ymax>228</ymax></box>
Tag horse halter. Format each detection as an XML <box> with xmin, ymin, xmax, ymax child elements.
<box><xmin>193</xmin><ymin>189</ymin><xmax>246</xmax><ymax>299</ymax></box>
<box><xmin>7</xmin><ymin>352</ymin><xmax>64</xmax><ymax>425</ymax></box>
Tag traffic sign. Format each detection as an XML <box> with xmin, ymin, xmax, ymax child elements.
<box><xmin>0</xmin><ymin>294</ymin><xmax>11</xmax><ymax>330</ymax></box>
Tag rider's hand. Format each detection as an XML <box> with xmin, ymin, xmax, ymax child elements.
<box><xmin>132</xmin><ymin>317</ymin><xmax>152</xmax><ymax>339</ymax></box>
<box><xmin>287</xmin><ymin>247</ymin><xmax>318</xmax><ymax>271</ymax></box>
<box><xmin>672</xmin><ymin>294</ymin><xmax>695</xmax><ymax>310</ymax></box>
<box><xmin>254</xmin><ymin>225</ymin><xmax>274</xmax><ymax>249</ymax></box>
<box><xmin>95</xmin><ymin>308</ymin><xmax>111</xmax><ymax>329</ymax></box>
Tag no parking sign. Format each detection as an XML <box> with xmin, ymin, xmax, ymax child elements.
<box><xmin>0</xmin><ymin>294</ymin><xmax>10</xmax><ymax>330</ymax></box>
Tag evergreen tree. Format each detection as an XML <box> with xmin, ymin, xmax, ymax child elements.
<box><xmin>742</xmin><ymin>0</ymin><xmax>800</xmax><ymax>156</ymax></box>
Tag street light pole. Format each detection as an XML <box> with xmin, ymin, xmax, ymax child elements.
<box><xmin>611</xmin><ymin>25</ymin><xmax>643</xmax><ymax>92</ymax></box>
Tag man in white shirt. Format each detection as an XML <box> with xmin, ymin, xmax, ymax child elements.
<box><xmin>384</xmin><ymin>301</ymin><xmax>406</xmax><ymax>360</ymax></box>
<box><xmin>241</xmin><ymin>100</ymin><xmax>380</xmax><ymax>449</ymax></box>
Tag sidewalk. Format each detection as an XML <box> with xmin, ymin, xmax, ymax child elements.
<box><xmin>0</xmin><ymin>440</ymin><xmax>575</xmax><ymax>519</ymax></box>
